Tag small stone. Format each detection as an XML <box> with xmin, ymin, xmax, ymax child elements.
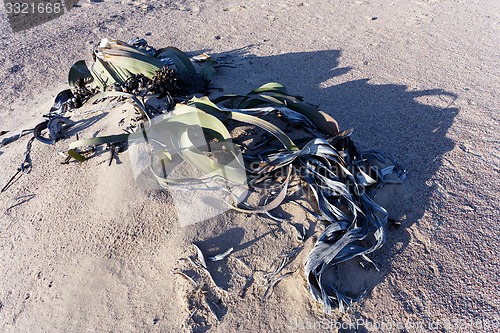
<box><xmin>142</xmin><ymin>4</ymin><xmax>154</xmax><ymax>12</ymax></box>
<box><xmin>9</xmin><ymin>65</ymin><xmax>22</xmax><ymax>73</ymax></box>
<box><xmin>214</xmin><ymin>35</ymin><xmax>222</xmax><ymax>40</ymax></box>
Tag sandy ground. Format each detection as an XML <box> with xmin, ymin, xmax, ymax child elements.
<box><xmin>0</xmin><ymin>0</ymin><xmax>498</xmax><ymax>332</ymax></box>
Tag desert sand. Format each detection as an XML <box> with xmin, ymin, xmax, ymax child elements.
<box><xmin>0</xmin><ymin>0</ymin><xmax>498</xmax><ymax>332</ymax></box>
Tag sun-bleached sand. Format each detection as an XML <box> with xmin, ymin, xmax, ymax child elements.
<box><xmin>0</xmin><ymin>0</ymin><xmax>498</xmax><ymax>332</ymax></box>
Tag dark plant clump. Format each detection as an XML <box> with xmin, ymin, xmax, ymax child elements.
<box><xmin>150</xmin><ymin>67</ymin><xmax>180</xmax><ymax>96</ymax></box>
<box><xmin>112</xmin><ymin>74</ymin><xmax>150</xmax><ymax>95</ymax></box>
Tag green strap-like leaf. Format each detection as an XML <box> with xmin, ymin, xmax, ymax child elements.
<box><xmin>155</xmin><ymin>47</ymin><xmax>196</xmax><ymax>77</ymax></box>
<box><xmin>188</xmin><ymin>96</ymin><xmax>222</xmax><ymax>113</ymax></box>
<box><xmin>91</xmin><ymin>57</ymin><xmax>120</xmax><ymax>89</ymax></box>
<box><xmin>248</xmin><ymin>82</ymin><xmax>291</xmax><ymax>95</ymax></box>
<box><xmin>99</xmin><ymin>51</ymin><xmax>162</xmax><ymax>78</ymax></box>
<box><xmin>68</xmin><ymin>133</ymin><xmax>130</xmax><ymax>161</ymax></box>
